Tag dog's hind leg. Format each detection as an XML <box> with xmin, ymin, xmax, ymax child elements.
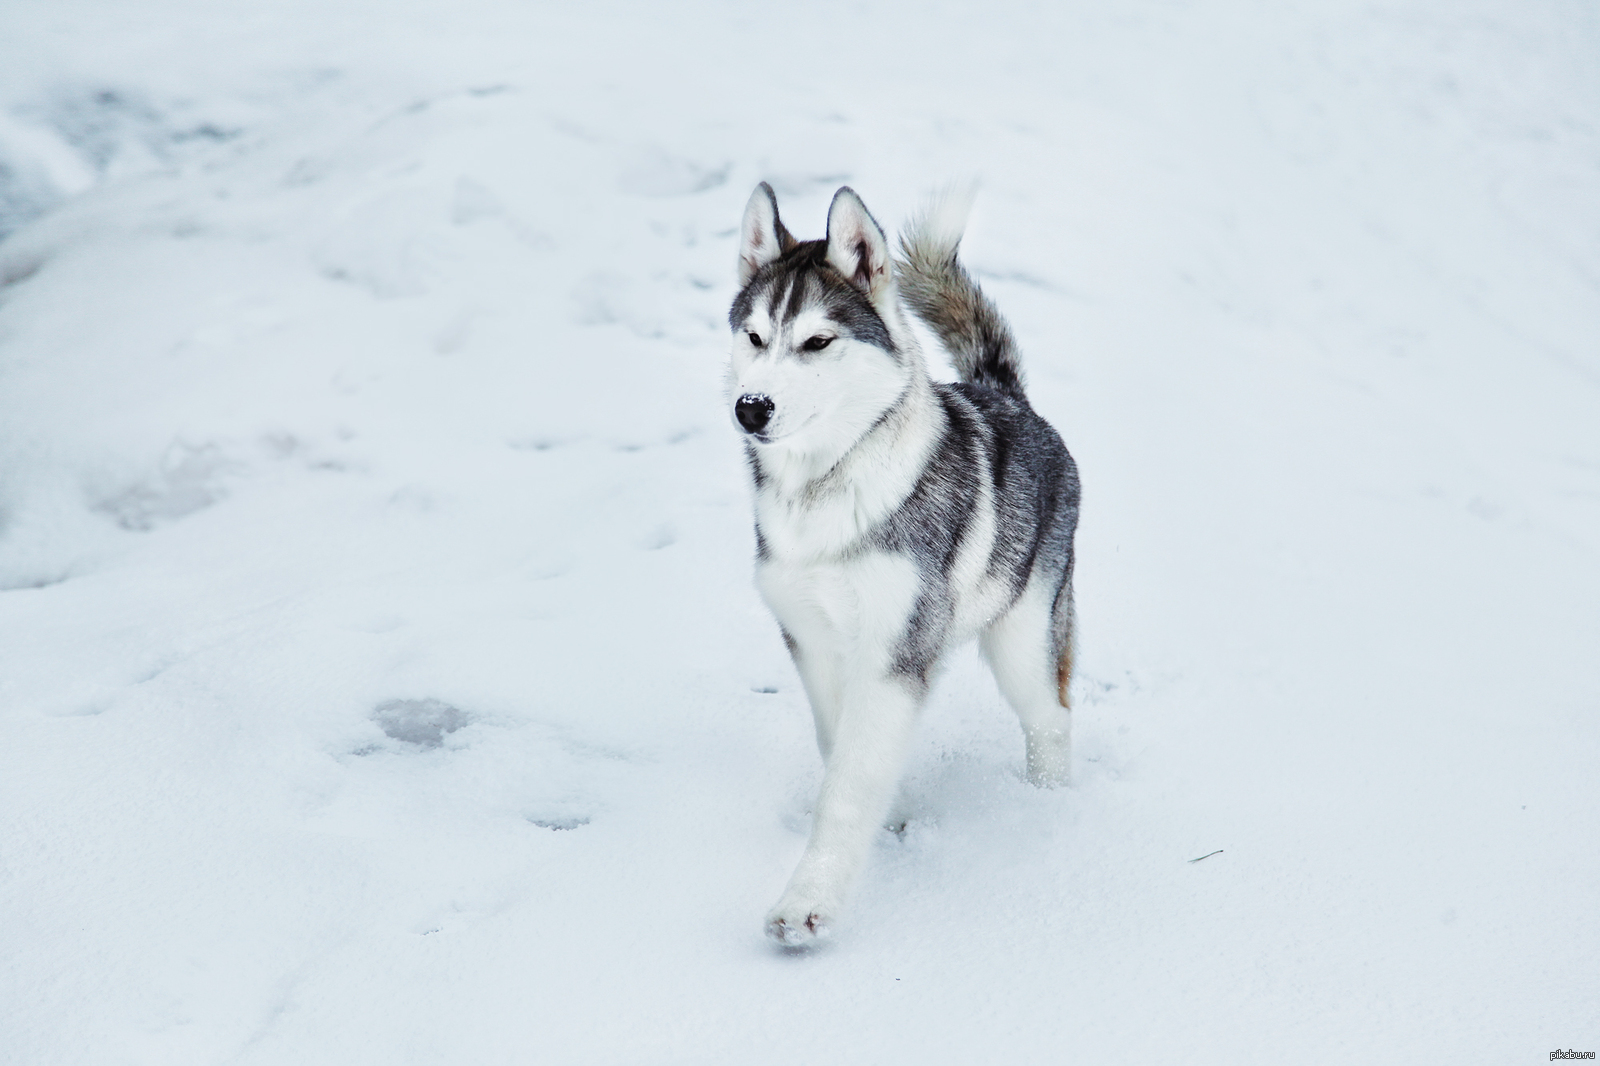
<box><xmin>981</xmin><ymin>576</ymin><xmax>1073</xmax><ymax>787</ymax></box>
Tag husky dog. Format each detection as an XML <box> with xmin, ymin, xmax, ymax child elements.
<box><xmin>727</xmin><ymin>183</ymin><xmax>1080</xmax><ymax>946</ymax></box>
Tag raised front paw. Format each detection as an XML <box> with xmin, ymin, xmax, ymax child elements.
<box><xmin>764</xmin><ymin>894</ymin><xmax>836</xmax><ymax>947</ymax></box>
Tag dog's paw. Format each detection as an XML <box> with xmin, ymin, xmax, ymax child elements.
<box><xmin>765</xmin><ymin>895</ymin><xmax>836</xmax><ymax>947</ymax></box>
<box><xmin>1025</xmin><ymin>732</ymin><xmax>1072</xmax><ymax>788</ymax></box>
<box><xmin>766</xmin><ymin>911</ymin><xmax>832</xmax><ymax>947</ymax></box>
<box><xmin>1025</xmin><ymin>764</ymin><xmax>1071</xmax><ymax>789</ymax></box>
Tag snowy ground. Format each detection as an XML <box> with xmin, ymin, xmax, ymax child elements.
<box><xmin>2</xmin><ymin>0</ymin><xmax>1597</xmax><ymax>1062</ymax></box>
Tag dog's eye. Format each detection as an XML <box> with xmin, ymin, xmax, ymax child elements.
<box><xmin>802</xmin><ymin>336</ymin><xmax>834</xmax><ymax>352</ymax></box>
<box><xmin>747</xmin><ymin>332</ymin><xmax>764</xmax><ymax>348</ymax></box>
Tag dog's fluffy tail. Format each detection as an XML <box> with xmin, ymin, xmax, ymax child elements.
<box><xmin>896</xmin><ymin>186</ymin><xmax>1025</xmax><ymax>397</ymax></box>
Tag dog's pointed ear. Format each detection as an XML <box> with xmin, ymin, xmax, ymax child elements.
<box><xmin>825</xmin><ymin>187</ymin><xmax>892</xmax><ymax>299</ymax></box>
<box><xmin>738</xmin><ymin>183</ymin><xmax>794</xmax><ymax>285</ymax></box>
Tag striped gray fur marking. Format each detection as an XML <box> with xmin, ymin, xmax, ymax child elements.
<box><xmin>730</xmin><ymin>240</ymin><xmax>896</xmax><ymax>356</ymax></box>
<box><xmin>871</xmin><ymin>383</ymin><xmax>1079</xmax><ymax>689</ymax></box>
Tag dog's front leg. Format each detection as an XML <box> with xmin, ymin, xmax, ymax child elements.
<box><xmin>766</xmin><ymin>674</ymin><xmax>920</xmax><ymax>946</ymax></box>
<box><xmin>787</xmin><ymin>637</ymin><xmax>843</xmax><ymax>762</ymax></box>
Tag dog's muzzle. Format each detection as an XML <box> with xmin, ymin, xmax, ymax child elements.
<box><xmin>735</xmin><ymin>394</ymin><xmax>775</xmax><ymax>436</ymax></box>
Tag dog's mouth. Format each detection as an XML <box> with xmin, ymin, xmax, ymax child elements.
<box><xmin>747</xmin><ymin>413</ymin><xmax>816</xmax><ymax>447</ymax></box>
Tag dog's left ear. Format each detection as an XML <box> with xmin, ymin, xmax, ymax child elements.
<box><xmin>825</xmin><ymin>187</ymin><xmax>892</xmax><ymax>300</ymax></box>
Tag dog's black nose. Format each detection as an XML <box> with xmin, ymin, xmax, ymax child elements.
<box><xmin>735</xmin><ymin>394</ymin><xmax>775</xmax><ymax>435</ymax></box>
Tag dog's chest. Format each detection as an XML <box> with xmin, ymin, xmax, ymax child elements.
<box><xmin>753</xmin><ymin>486</ymin><xmax>880</xmax><ymax>561</ymax></box>
<box><xmin>755</xmin><ymin>548</ymin><xmax>923</xmax><ymax>661</ymax></box>
<box><xmin>752</xmin><ymin>461</ymin><xmax>1013</xmax><ymax>649</ymax></box>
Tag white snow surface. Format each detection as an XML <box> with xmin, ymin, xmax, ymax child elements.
<box><xmin>2</xmin><ymin>0</ymin><xmax>1597</xmax><ymax>1061</ymax></box>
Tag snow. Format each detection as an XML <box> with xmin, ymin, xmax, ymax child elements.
<box><xmin>2</xmin><ymin>0</ymin><xmax>1597</xmax><ymax>1061</ymax></box>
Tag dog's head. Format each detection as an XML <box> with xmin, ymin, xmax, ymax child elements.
<box><xmin>726</xmin><ymin>184</ymin><xmax>908</xmax><ymax>456</ymax></box>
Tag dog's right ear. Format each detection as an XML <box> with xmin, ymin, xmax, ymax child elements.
<box><xmin>737</xmin><ymin>182</ymin><xmax>794</xmax><ymax>286</ymax></box>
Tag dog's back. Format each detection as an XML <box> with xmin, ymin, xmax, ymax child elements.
<box><xmin>895</xmin><ymin>193</ymin><xmax>1081</xmax><ymax>701</ymax></box>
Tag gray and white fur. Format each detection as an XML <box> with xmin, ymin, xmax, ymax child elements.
<box><xmin>726</xmin><ymin>183</ymin><xmax>1080</xmax><ymax>947</ymax></box>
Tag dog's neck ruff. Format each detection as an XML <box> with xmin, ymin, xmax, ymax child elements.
<box><xmin>750</xmin><ymin>344</ymin><xmax>942</xmax><ymax>562</ymax></box>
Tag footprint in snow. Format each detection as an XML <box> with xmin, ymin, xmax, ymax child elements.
<box><xmin>527</xmin><ymin>815</ymin><xmax>589</xmax><ymax>831</ymax></box>
<box><xmin>372</xmin><ymin>697</ymin><xmax>471</xmax><ymax>749</ymax></box>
